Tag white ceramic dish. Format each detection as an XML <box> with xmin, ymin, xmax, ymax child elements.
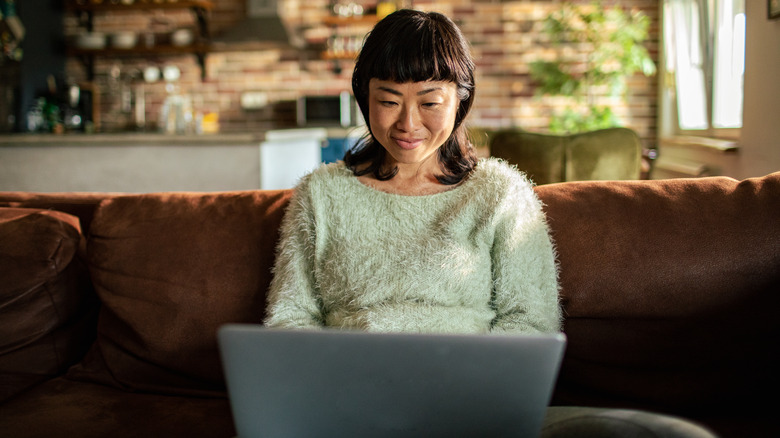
<box><xmin>76</xmin><ymin>32</ymin><xmax>107</xmax><ymax>50</ymax></box>
<box><xmin>162</xmin><ymin>65</ymin><xmax>181</xmax><ymax>82</ymax></box>
<box><xmin>171</xmin><ymin>29</ymin><xmax>194</xmax><ymax>47</ymax></box>
<box><xmin>143</xmin><ymin>66</ymin><xmax>161</xmax><ymax>83</ymax></box>
<box><xmin>111</xmin><ymin>32</ymin><xmax>138</xmax><ymax>49</ymax></box>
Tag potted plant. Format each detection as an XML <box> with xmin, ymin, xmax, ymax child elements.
<box><xmin>530</xmin><ymin>1</ymin><xmax>656</xmax><ymax>134</ymax></box>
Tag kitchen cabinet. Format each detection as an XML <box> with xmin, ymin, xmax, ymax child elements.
<box><xmin>0</xmin><ymin>130</ymin><xmax>331</xmax><ymax>192</ymax></box>
<box><xmin>0</xmin><ymin>133</ymin><xmax>263</xmax><ymax>192</ymax></box>
<box><xmin>64</xmin><ymin>0</ymin><xmax>213</xmax><ymax>81</ymax></box>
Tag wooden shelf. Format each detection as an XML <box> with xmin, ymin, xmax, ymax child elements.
<box><xmin>65</xmin><ymin>1</ymin><xmax>213</xmax><ymax>81</ymax></box>
<box><xmin>64</xmin><ymin>1</ymin><xmax>213</xmax><ymax>12</ymax></box>
<box><xmin>69</xmin><ymin>44</ymin><xmax>210</xmax><ymax>81</ymax></box>
<box><xmin>321</xmin><ymin>51</ymin><xmax>359</xmax><ymax>61</ymax></box>
<box><xmin>68</xmin><ymin>43</ymin><xmax>210</xmax><ymax>57</ymax></box>
<box><xmin>322</xmin><ymin>15</ymin><xmax>378</xmax><ymax>26</ymax></box>
<box><xmin>66</xmin><ymin>0</ymin><xmax>212</xmax><ymax>36</ymax></box>
<box><xmin>319</xmin><ymin>15</ymin><xmax>376</xmax><ymax>67</ymax></box>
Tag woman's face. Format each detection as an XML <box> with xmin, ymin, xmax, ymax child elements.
<box><xmin>368</xmin><ymin>79</ymin><xmax>459</xmax><ymax>170</ymax></box>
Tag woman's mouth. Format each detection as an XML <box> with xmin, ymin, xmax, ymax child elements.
<box><xmin>393</xmin><ymin>137</ymin><xmax>423</xmax><ymax>150</ymax></box>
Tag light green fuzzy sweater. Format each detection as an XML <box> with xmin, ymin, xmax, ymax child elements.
<box><xmin>264</xmin><ymin>158</ymin><xmax>561</xmax><ymax>334</ymax></box>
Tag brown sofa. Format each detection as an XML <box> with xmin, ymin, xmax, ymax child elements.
<box><xmin>1</xmin><ymin>172</ymin><xmax>778</xmax><ymax>438</ymax></box>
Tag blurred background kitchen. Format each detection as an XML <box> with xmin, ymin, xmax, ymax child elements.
<box><xmin>0</xmin><ymin>0</ymin><xmax>778</xmax><ymax>192</ymax></box>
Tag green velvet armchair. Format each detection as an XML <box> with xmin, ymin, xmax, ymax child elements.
<box><xmin>489</xmin><ymin>127</ymin><xmax>642</xmax><ymax>185</ymax></box>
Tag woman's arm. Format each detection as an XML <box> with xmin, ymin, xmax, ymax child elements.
<box><xmin>489</xmin><ymin>182</ymin><xmax>562</xmax><ymax>334</ymax></box>
<box><xmin>264</xmin><ymin>180</ymin><xmax>325</xmax><ymax>329</ymax></box>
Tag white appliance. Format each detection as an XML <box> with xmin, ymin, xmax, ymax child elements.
<box><xmin>259</xmin><ymin>128</ymin><xmax>326</xmax><ymax>190</ymax></box>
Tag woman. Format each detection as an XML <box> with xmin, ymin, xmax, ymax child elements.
<box><xmin>264</xmin><ymin>9</ymin><xmax>560</xmax><ymax>334</ymax></box>
<box><xmin>264</xmin><ymin>9</ymin><xmax>716</xmax><ymax>438</ymax></box>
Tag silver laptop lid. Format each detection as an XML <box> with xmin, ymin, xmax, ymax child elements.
<box><xmin>219</xmin><ymin>325</ymin><xmax>566</xmax><ymax>438</ymax></box>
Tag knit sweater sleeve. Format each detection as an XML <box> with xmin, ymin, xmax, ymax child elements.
<box><xmin>263</xmin><ymin>175</ymin><xmax>325</xmax><ymax>329</ymax></box>
<box><xmin>489</xmin><ymin>172</ymin><xmax>562</xmax><ymax>334</ymax></box>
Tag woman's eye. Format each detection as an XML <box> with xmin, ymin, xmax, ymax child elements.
<box><xmin>381</xmin><ymin>100</ymin><xmax>398</xmax><ymax>106</ymax></box>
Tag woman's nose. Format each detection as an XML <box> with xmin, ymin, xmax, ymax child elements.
<box><xmin>395</xmin><ymin>105</ymin><xmax>420</xmax><ymax>132</ymax></box>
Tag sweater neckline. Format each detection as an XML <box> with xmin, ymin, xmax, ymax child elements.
<box><xmin>340</xmin><ymin>162</ymin><xmax>477</xmax><ymax>200</ymax></box>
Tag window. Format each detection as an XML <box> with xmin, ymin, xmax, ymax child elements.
<box><xmin>662</xmin><ymin>0</ymin><xmax>745</xmax><ymax>138</ymax></box>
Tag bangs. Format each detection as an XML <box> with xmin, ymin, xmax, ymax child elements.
<box><xmin>360</xmin><ymin>13</ymin><xmax>471</xmax><ymax>85</ymax></box>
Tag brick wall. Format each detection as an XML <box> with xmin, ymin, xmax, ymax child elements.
<box><xmin>63</xmin><ymin>0</ymin><xmax>658</xmax><ymax>147</ymax></box>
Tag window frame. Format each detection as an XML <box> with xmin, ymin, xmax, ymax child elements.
<box><xmin>660</xmin><ymin>0</ymin><xmax>745</xmax><ymax>141</ymax></box>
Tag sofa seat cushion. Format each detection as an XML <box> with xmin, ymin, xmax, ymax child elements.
<box><xmin>537</xmin><ymin>173</ymin><xmax>780</xmax><ymax>420</ymax></box>
<box><xmin>68</xmin><ymin>190</ymin><xmax>292</xmax><ymax>396</ymax></box>
<box><xmin>0</xmin><ymin>208</ymin><xmax>96</xmax><ymax>402</ymax></box>
<box><xmin>0</xmin><ymin>376</ymin><xmax>234</xmax><ymax>438</ymax></box>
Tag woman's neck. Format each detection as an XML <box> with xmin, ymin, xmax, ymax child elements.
<box><xmin>357</xmin><ymin>159</ymin><xmax>454</xmax><ymax>196</ymax></box>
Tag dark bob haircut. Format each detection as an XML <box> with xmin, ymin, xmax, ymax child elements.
<box><xmin>345</xmin><ymin>9</ymin><xmax>478</xmax><ymax>184</ymax></box>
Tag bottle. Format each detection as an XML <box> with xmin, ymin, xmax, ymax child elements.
<box><xmin>26</xmin><ymin>98</ymin><xmax>45</xmax><ymax>132</ymax></box>
<box><xmin>45</xmin><ymin>99</ymin><xmax>64</xmax><ymax>133</ymax></box>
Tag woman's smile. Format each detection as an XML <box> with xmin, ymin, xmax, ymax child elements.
<box><xmin>392</xmin><ymin>136</ymin><xmax>424</xmax><ymax>150</ymax></box>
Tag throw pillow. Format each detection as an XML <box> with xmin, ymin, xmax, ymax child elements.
<box><xmin>0</xmin><ymin>208</ymin><xmax>95</xmax><ymax>402</ymax></box>
<box><xmin>68</xmin><ymin>190</ymin><xmax>292</xmax><ymax>396</ymax></box>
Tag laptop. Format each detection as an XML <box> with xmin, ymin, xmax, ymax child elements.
<box><xmin>218</xmin><ymin>324</ymin><xmax>566</xmax><ymax>438</ymax></box>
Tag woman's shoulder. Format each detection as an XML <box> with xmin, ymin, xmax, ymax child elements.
<box><xmin>308</xmin><ymin>161</ymin><xmax>351</xmax><ymax>179</ymax></box>
<box><xmin>470</xmin><ymin>157</ymin><xmax>535</xmax><ymax>192</ymax></box>
<box><xmin>294</xmin><ymin>161</ymin><xmax>353</xmax><ymax>191</ymax></box>
<box><xmin>466</xmin><ymin>157</ymin><xmax>544</xmax><ymax>214</ymax></box>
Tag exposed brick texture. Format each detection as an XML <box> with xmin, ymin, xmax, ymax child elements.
<box><xmin>63</xmin><ymin>0</ymin><xmax>658</xmax><ymax>147</ymax></box>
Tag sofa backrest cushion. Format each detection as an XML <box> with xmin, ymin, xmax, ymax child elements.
<box><xmin>66</xmin><ymin>190</ymin><xmax>292</xmax><ymax>396</ymax></box>
<box><xmin>537</xmin><ymin>172</ymin><xmax>780</xmax><ymax>416</ymax></box>
<box><xmin>0</xmin><ymin>208</ymin><xmax>96</xmax><ymax>402</ymax></box>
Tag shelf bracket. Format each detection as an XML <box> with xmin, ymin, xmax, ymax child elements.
<box><xmin>77</xmin><ymin>10</ymin><xmax>94</xmax><ymax>32</ymax></box>
<box><xmin>192</xmin><ymin>7</ymin><xmax>210</xmax><ymax>39</ymax></box>
<box><xmin>196</xmin><ymin>52</ymin><xmax>207</xmax><ymax>81</ymax></box>
<box><xmin>77</xmin><ymin>54</ymin><xmax>96</xmax><ymax>82</ymax></box>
